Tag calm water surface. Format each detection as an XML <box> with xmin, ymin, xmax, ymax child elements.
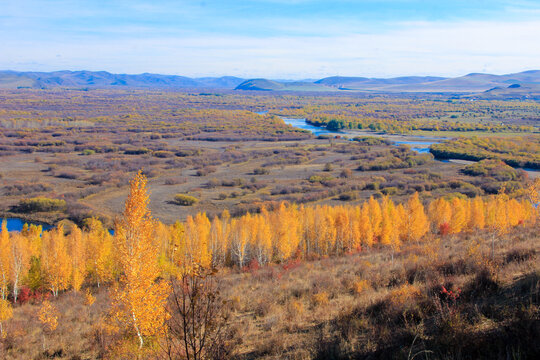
<box><xmin>3</xmin><ymin>218</ymin><xmax>53</xmax><ymax>232</ymax></box>
<box><xmin>277</xmin><ymin>114</ymin><xmax>539</xmax><ymax>175</ymax></box>
<box><xmin>281</xmin><ymin>117</ymin><xmax>438</xmax><ymax>152</ymax></box>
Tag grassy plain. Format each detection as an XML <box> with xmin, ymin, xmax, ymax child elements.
<box><xmin>1</xmin><ymin>89</ymin><xmax>537</xmax><ymax>228</ymax></box>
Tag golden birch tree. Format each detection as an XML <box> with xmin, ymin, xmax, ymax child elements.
<box><xmin>10</xmin><ymin>232</ymin><xmax>30</xmax><ymax>302</ymax></box>
<box><xmin>42</xmin><ymin>227</ymin><xmax>72</xmax><ymax>296</ymax></box>
<box><xmin>111</xmin><ymin>171</ymin><xmax>171</xmax><ymax>348</ymax></box>
<box><xmin>404</xmin><ymin>193</ymin><xmax>428</xmax><ymax>241</ymax></box>
<box><xmin>0</xmin><ymin>221</ymin><xmax>11</xmax><ymax>300</ymax></box>
<box><xmin>0</xmin><ymin>298</ymin><xmax>13</xmax><ymax>338</ymax></box>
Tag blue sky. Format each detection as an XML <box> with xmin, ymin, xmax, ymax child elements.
<box><xmin>2</xmin><ymin>0</ymin><xmax>540</xmax><ymax>78</ymax></box>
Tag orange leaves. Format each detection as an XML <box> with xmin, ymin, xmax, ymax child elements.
<box><xmin>68</xmin><ymin>226</ymin><xmax>85</xmax><ymax>292</ymax></box>
<box><xmin>469</xmin><ymin>197</ymin><xmax>485</xmax><ymax>230</ymax></box>
<box><xmin>9</xmin><ymin>232</ymin><xmax>30</xmax><ymax>302</ymax></box>
<box><xmin>186</xmin><ymin>213</ymin><xmax>212</xmax><ymax>269</ymax></box>
<box><xmin>38</xmin><ymin>300</ymin><xmax>59</xmax><ymax>332</ymax></box>
<box><xmin>311</xmin><ymin>291</ymin><xmax>330</xmax><ymax>307</ymax></box>
<box><xmin>388</xmin><ymin>284</ymin><xmax>423</xmax><ymax>307</ymax></box>
<box><xmin>42</xmin><ymin>226</ymin><xmax>72</xmax><ymax>296</ymax></box>
<box><xmin>352</xmin><ymin>279</ymin><xmax>371</xmax><ymax>295</ymax></box>
<box><xmin>405</xmin><ymin>192</ymin><xmax>428</xmax><ymax>241</ymax></box>
<box><xmin>428</xmin><ymin>198</ymin><xmax>452</xmax><ymax>232</ymax></box>
<box><xmin>85</xmin><ymin>289</ymin><xmax>96</xmax><ymax>307</ymax></box>
<box><xmin>0</xmin><ymin>220</ymin><xmax>11</xmax><ymax>300</ymax></box>
<box><xmin>0</xmin><ymin>298</ymin><xmax>13</xmax><ymax>337</ymax></box>
<box><xmin>112</xmin><ymin>171</ymin><xmax>170</xmax><ymax>348</ymax></box>
<box><xmin>275</xmin><ymin>203</ymin><xmax>301</xmax><ymax>261</ymax></box>
<box><xmin>449</xmin><ymin>198</ymin><xmax>467</xmax><ymax>234</ymax></box>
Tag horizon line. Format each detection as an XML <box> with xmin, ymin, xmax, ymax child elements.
<box><xmin>2</xmin><ymin>68</ymin><xmax>539</xmax><ymax>81</ymax></box>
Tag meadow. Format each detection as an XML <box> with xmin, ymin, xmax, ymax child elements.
<box><xmin>1</xmin><ymin>89</ymin><xmax>538</xmax><ymax>228</ymax></box>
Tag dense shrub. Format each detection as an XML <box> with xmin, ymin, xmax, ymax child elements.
<box><xmin>430</xmin><ymin>136</ymin><xmax>540</xmax><ymax>169</ymax></box>
<box><xmin>15</xmin><ymin>197</ymin><xmax>67</xmax><ymax>213</ymax></box>
<box><xmin>173</xmin><ymin>194</ymin><xmax>199</xmax><ymax>206</ymax></box>
<box><xmin>196</xmin><ymin>166</ymin><xmax>217</xmax><ymax>176</ymax></box>
<box><xmin>124</xmin><ymin>147</ymin><xmax>151</xmax><ymax>155</ymax></box>
<box><xmin>2</xmin><ymin>182</ymin><xmax>52</xmax><ymax>196</ymax></box>
<box><xmin>253</xmin><ymin>167</ymin><xmax>270</xmax><ymax>175</ymax></box>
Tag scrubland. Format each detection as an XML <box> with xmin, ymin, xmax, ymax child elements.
<box><xmin>1</xmin><ymin>90</ymin><xmax>538</xmax><ymax>228</ymax></box>
<box><xmin>0</xmin><ymin>89</ymin><xmax>539</xmax><ymax>359</ymax></box>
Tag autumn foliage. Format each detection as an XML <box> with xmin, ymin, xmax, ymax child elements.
<box><xmin>0</xmin><ymin>172</ymin><xmax>536</xmax><ymax>358</ymax></box>
<box><xmin>110</xmin><ymin>171</ymin><xmax>171</xmax><ymax>348</ymax></box>
<box><xmin>0</xmin><ymin>185</ymin><xmax>535</xmax><ymax>307</ymax></box>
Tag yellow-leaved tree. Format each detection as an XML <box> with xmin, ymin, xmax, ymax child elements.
<box><xmin>0</xmin><ymin>221</ymin><xmax>11</xmax><ymax>300</ymax></box>
<box><xmin>111</xmin><ymin>171</ymin><xmax>171</xmax><ymax>349</ymax></box>
<box><xmin>10</xmin><ymin>232</ymin><xmax>30</xmax><ymax>302</ymax></box>
<box><xmin>404</xmin><ymin>193</ymin><xmax>428</xmax><ymax>242</ymax></box>
<box><xmin>90</xmin><ymin>220</ymin><xmax>115</xmax><ymax>287</ymax></box>
<box><xmin>0</xmin><ymin>298</ymin><xmax>13</xmax><ymax>338</ymax></box>
<box><xmin>38</xmin><ymin>300</ymin><xmax>59</xmax><ymax>351</ymax></box>
<box><xmin>42</xmin><ymin>227</ymin><xmax>72</xmax><ymax>297</ymax></box>
<box><xmin>68</xmin><ymin>226</ymin><xmax>86</xmax><ymax>292</ymax></box>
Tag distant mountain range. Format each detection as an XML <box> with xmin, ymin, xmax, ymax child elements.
<box><xmin>235</xmin><ymin>70</ymin><xmax>540</xmax><ymax>95</ymax></box>
<box><xmin>0</xmin><ymin>70</ymin><xmax>245</xmax><ymax>90</ymax></box>
<box><xmin>2</xmin><ymin>69</ymin><xmax>540</xmax><ymax>97</ymax></box>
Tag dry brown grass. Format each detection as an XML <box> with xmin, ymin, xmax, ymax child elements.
<box><xmin>218</xmin><ymin>225</ymin><xmax>539</xmax><ymax>359</ymax></box>
<box><xmin>0</xmin><ymin>225</ymin><xmax>537</xmax><ymax>359</ymax></box>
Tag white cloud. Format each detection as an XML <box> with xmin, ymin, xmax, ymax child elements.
<box><xmin>2</xmin><ymin>19</ymin><xmax>539</xmax><ymax>78</ymax></box>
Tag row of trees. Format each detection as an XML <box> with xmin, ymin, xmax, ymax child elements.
<box><xmin>430</xmin><ymin>136</ymin><xmax>540</xmax><ymax>169</ymax></box>
<box><xmin>0</xmin><ymin>183</ymin><xmax>537</xmax><ymax>303</ymax></box>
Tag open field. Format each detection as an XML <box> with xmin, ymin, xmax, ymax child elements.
<box><xmin>1</xmin><ymin>89</ymin><xmax>538</xmax><ymax>228</ymax></box>
<box><xmin>2</xmin><ymin>135</ymin><xmax>533</xmax><ymax>227</ymax></box>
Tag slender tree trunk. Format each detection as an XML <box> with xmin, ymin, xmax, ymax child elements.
<box><xmin>491</xmin><ymin>232</ymin><xmax>495</xmax><ymax>261</ymax></box>
<box><xmin>13</xmin><ymin>273</ymin><xmax>19</xmax><ymax>303</ymax></box>
<box><xmin>132</xmin><ymin>312</ymin><xmax>144</xmax><ymax>348</ymax></box>
<box><xmin>1</xmin><ymin>273</ymin><xmax>6</xmax><ymax>300</ymax></box>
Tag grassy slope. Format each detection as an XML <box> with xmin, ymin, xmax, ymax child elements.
<box><xmin>3</xmin><ymin>224</ymin><xmax>538</xmax><ymax>359</ymax></box>
<box><xmin>222</xmin><ymin>225</ymin><xmax>540</xmax><ymax>359</ymax></box>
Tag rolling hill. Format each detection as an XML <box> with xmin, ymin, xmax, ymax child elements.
<box><xmin>235</xmin><ymin>78</ymin><xmax>335</xmax><ymax>91</ymax></box>
<box><xmin>0</xmin><ymin>70</ymin><xmax>245</xmax><ymax>89</ymax></box>
<box><xmin>236</xmin><ymin>70</ymin><xmax>540</xmax><ymax>94</ymax></box>
<box><xmin>313</xmin><ymin>71</ymin><xmax>540</xmax><ymax>93</ymax></box>
<box><xmin>314</xmin><ymin>75</ymin><xmax>446</xmax><ymax>89</ymax></box>
<box><xmin>1</xmin><ymin>69</ymin><xmax>540</xmax><ymax>97</ymax></box>
<box><xmin>464</xmin><ymin>83</ymin><xmax>540</xmax><ymax>99</ymax></box>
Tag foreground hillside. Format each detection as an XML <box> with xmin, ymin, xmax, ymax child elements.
<box><xmin>224</xmin><ymin>226</ymin><xmax>539</xmax><ymax>359</ymax></box>
<box><xmin>0</xmin><ymin>173</ymin><xmax>538</xmax><ymax>359</ymax></box>
<box><xmin>1</xmin><ymin>216</ymin><xmax>538</xmax><ymax>359</ymax></box>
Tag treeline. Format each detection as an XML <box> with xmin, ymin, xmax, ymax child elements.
<box><xmin>307</xmin><ymin>115</ymin><xmax>534</xmax><ymax>134</ymax></box>
<box><xmin>0</xmin><ymin>182</ymin><xmax>537</xmax><ymax>301</ymax></box>
<box><xmin>430</xmin><ymin>136</ymin><xmax>540</xmax><ymax>169</ymax></box>
<box><xmin>300</xmin><ymin>97</ymin><xmax>540</xmax><ymax>134</ymax></box>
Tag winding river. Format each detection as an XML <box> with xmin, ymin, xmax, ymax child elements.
<box><xmin>279</xmin><ymin>116</ymin><xmax>539</xmax><ymax>178</ymax></box>
<box><xmin>280</xmin><ymin>117</ymin><xmax>440</xmax><ymax>153</ymax></box>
